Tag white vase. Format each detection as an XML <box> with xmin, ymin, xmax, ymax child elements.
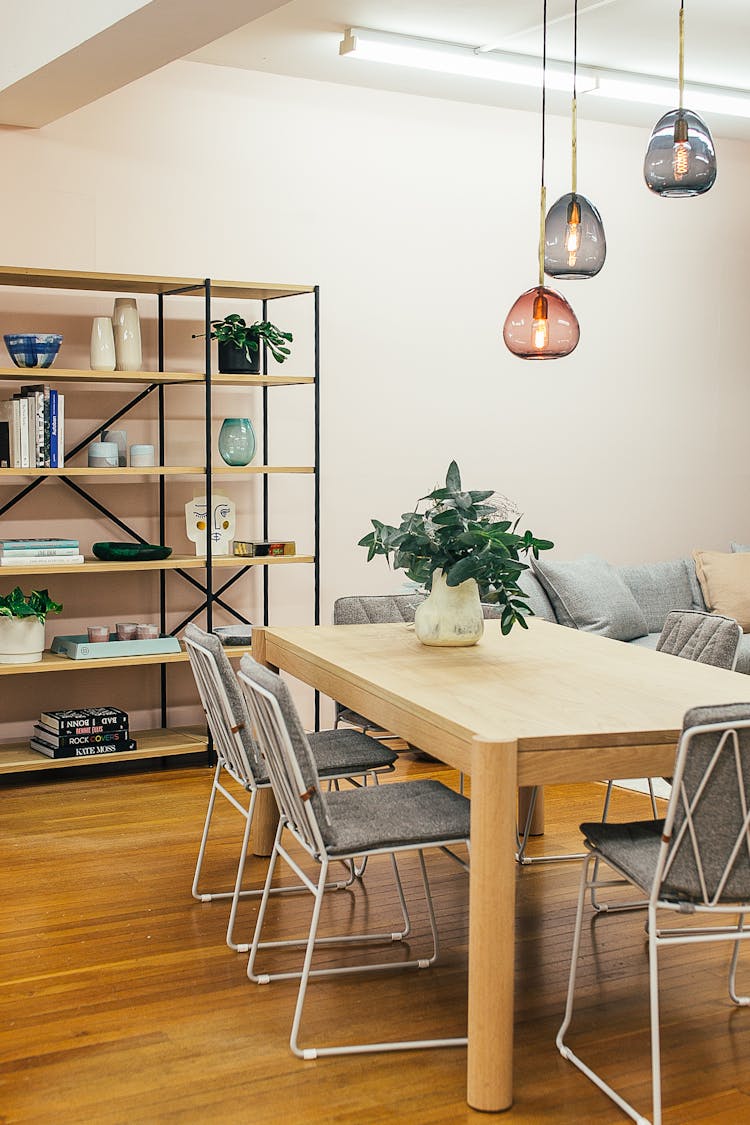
<box><xmin>112</xmin><ymin>298</ymin><xmax>142</xmax><ymax>371</ymax></box>
<box><xmin>90</xmin><ymin>316</ymin><xmax>116</xmax><ymax>371</ymax></box>
<box><xmin>414</xmin><ymin>569</ymin><xmax>484</xmax><ymax>647</ymax></box>
<box><xmin>0</xmin><ymin>616</ymin><xmax>45</xmax><ymax>664</ymax></box>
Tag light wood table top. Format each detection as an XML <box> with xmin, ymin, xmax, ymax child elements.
<box><xmin>254</xmin><ymin>618</ymin><xmax>750</xmax><ymax>1113</ymax></box>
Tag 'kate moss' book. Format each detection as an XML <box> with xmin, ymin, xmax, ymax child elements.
<box><xmin>38</xmin><ymin>707</ymin><xmax>129</xmax><ymax>734</ymax></box>
<box><xmin>30</xmin><ymin>738</ymin><xmax>137</xmax><ymax>759</ymax></box>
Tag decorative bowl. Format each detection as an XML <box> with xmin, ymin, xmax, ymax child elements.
<box><xmin>213</xmin><ymin>625</ymin><xmax>253</xmax><ymax>646</ymax></box>
<box><xmin>4</xmin><ymin>333</ymin><xmax>63</xmax><ymax>368</ymax></box>
<box><xmin>92</xmin><ymin>542</ymin><xmax>172</xmax><ymax>562</ymax></box>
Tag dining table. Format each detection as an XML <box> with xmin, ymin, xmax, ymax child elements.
<box><xmin>250</xmin><ymin>616</ymin><xmax>750</xmax><ymax>1112</ymax></box>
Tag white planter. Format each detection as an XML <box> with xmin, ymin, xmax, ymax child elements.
<box><xmin>414</xmin><ymin>569</ymin><xmax>484</xmax><ymax>647</ymax></box>
<box><xmin>0</xmin><ymin>616</ymin><xmax>45</xmax><ymax>663</ymax></box>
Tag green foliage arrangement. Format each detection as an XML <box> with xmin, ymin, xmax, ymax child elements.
<box><xmin>201</xmin><ymin>314</ymin><xmax>293</xmax><ymax>364</ymax></box>
<box><xmin>358</xmin><ymin>461</ymin><xmax>553</xmax><ymax>635</ymax></box>
<box><xmin>0</xmin><ymin>586</ymin><xmax>62</xmax><ymax>624</ymax></box>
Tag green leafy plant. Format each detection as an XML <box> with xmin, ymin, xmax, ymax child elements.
<box><xmin>0</xmin><ymin>586</ymin><xmax>62</xmax><ymax>624</ymax></box>
<box><xmin>358</xmin><ymin>461</ymin><xmax>554</xmax><ymax>635</ymax></box>
<box><xmin>196</xmin><ymin>314</ymin><xmax>293</xmax><ymax>364</ymax></box>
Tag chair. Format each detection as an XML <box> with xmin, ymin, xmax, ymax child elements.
<box><xmin>237</xmin><ymin>653</ymin><xmax>471</xmax><ymax>1058</ymax></box>
<box><xmin>184</xmin><ymin>623</ymin><xmax>398</xmax><ymax>950</ymax></box>
<box><xmin>518</xmin><ymin>610</ymin><xmax>742</xmax><ymax>869</ymax></box>
<box><xmin>557</xmin><ymin>703</ymin><xmax>750</xmax><ymax>1125</ymax></box>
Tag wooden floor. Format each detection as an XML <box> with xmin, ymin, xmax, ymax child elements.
<box><xmin>3</xmin><ymin>751</ymin><xmax>750</xmax><ymax>1124</ymax></box>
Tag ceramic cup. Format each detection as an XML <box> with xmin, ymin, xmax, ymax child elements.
<box><xmin>135</xmin><ymin>623</ymin><xmax>159</xmax><ymax>640</ymax></box>
<box><xmin>88</xmin><ymin>441</ymin><xmax>119</xmax><ymax>468</ymax></box>
<box><xmin>129</xmin><ymin>444</ymin><xmax>155</xmax><ymax>467</ymax></box>
<box><xmin>87</xmin><ymin>625</ymin><xmax>110</xmax><ymax>643</ymax></box>
<box><xmin>115</xmin><ymin>622</ymin><xmax>138</xmax><ymax>640</ymax></box>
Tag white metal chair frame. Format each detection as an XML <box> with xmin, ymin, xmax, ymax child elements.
<box><xmin>557</xmin><ymin>715</ymin><xmax>750</xmax><ymax>1125</ymax></box>
<box><xmin>238</xmin><ymin>664</ymin><xmax>470</xmax><ymax>1059</ymax></box>
<box><xmin>185</xmin><ymin>634</ymin><xmax>394</xmax><ymax>951</ymax></box>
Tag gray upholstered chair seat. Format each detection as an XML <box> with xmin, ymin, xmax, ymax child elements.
<box><xmin>335</xmin><ymin>707</ymin><xmax>387</xmax><ymax>733</ymax></box>
<box><xmin>579</xmin><ymin>818</ymin><xmax>663</xmax><ymax>894</ymax></box>
<box><xmin>308</xmin><ymin>728</ymin><xmax>398</xmax><ymax>777</ymax></box>
<box><xmin>323</xmin><ymin>780</ymin><xmax>470</xmax><ymax>855</ymax></box>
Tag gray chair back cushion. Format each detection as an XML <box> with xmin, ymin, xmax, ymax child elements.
<box><xmin>184</xmin><ymin>623</ymin><xmax>262</xmax><ymax>776</ymax></box>
<box><xmin>333</xmin><ymin>594</ymin><xmax>424</xmax><ymax>625</ymax></box>
<box><xmin>531</xmin><ymin>554</ymin><xmax>648</xmax><ymax>640</ymax></box>
<box><xmin>617</xmin><ymin>558</ymin><xmax>705</xmax><ymax>633</ymax></box>
<box><xmin>656</xmin><ymin>610</ymin><xmax>741</xmax><ymax>671</ymax></box>
<box><xmin>662</xmin><ymin>703</ymin><xmax>750</xmax><ymax>903</ymax></box>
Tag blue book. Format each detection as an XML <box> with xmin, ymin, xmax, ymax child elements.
<box><xmin>49</xmin><ymin>389</ymin><xmax>58</xmax><ymax>468</ymax></box>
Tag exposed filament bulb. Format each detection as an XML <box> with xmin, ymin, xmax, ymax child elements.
<box><xmin>531</xmin><ymin>291</ymin><xmax>549</xmax><ymax>351</ymax></box>
<box><xmin>564</xmin><ymin>197</ymin><xmax>582</xmax><ymax>266</ymax></box>
<box><xmin>673</xmin><ymin>113</ymin><xmax>690</xmax><ymax>180</ymax></box>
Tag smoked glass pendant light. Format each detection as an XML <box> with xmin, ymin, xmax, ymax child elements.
<box><xmin>644</xmin><ymin>0</ymin><xmax>716</xmax><ymax>197</ymax></box>
<box><xmin>503</xmin><ymin>0</ymin><xmax>580</xmax><ymax>360</ymax></box>
<box><xmin>544</xmin><ymin>0</ymin><xmax>606</xmax><ymax>279</ymax></box>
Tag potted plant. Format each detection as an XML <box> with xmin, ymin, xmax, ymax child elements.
<box><xmin>359</xmin><ymin>461</ymin><xmax>553</xmax><ymax>646</ymax></box>
<box><xmin>195</xmin><ymin>314</ymin><xmax>293</xmax><ymax>374</ymax></box>
<box><xmin>0</xmin><ymin>587</ymin><xmax>62</xmax><ymax>664</ymax></box>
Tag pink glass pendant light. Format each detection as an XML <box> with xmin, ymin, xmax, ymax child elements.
<box><xmin>503</xmin><ymin>0</ymin><xmax>580</xmax><ymax>360</ymax></box>
<box><xmin>644</xmin><ymin>1</ymin><xmax>716</xmax><ymax>197</ymax></box>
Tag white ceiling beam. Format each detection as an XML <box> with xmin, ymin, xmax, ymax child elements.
<box><xmin>0</xmin><ymin>0</ymin><xmax>289</xmax><ymax>128</ymax></box>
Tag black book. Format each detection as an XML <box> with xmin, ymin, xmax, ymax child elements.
<box><xmin>33</xmin><ymin>724</ymin><xmax>130</xmax><ymax>749</ymax></box>
<box><xmin>0</xmin><ymin>420</ymin><xmax>9</xmax><ymax>468</ymax></box>
<box><xmin>30</xmin><ymin>737</ymin><xmax>137</xmax><ymax>759</ymax></box>
<box><xmin>38</xmin><ymin>707</ymin><xmax>129</xmax><ymax>734</ymax></box>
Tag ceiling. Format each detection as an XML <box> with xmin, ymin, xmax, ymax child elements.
<box><xmin>1</xmin><ymin>1</ymin><xmax>748</xmax><ymax>139</ymax></box>
<box><xmin>188</xmin><ymin>0</ymin><xmax>750</xmax><ymax>140</ymax></box>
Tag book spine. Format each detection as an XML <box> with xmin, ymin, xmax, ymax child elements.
<box><xmin>10</xmin><ymin>399</ymin><xmax>20</xmax><ymax>467</ymax></box>
<box><xmin>17</xmin><ymin>397</ymin><xmax>29</xmax><ymax>467</ymax></box>
<box><xmin>0</xmin><ymin>539</ymin><xmax>79</xmax><ymax>548</ymax></box>
<box><xmin>36</xmin><ymin>391</ymin><xmax>45</xmax><ymax>468</ymax></box>
<box><xmin>46</xmin><ymin>718</ymin><xmax>129</xmax><ymax>735</ymax></box>
<box><xmin>49</xmin><ymin>389</ymin><xmax>58</xmax><ymax>469</ymax></box>
<box><xmin>57</xmin><ymin>394</ymin><xmax>64</xmax><ymax>469</ymax></box>
<box><xmin>34</xmin><ymin>726</ymin><xmax>131</xmax><ymax>748</ymax></box>
<box><xmin>31</xmin><ymin>740</ymin><xmax>136</xmax><ymax>759</ymax></box>
<box><xmin>0</xmin><ymin>547</ymin><xmax>81</xmax><ymax>557</ymax></box>
<box><xmin>0</xmin><ymin>420</ymin><xmax>9</xmax><ymax>468</ymax></box>
<box><xmin>0</xmin><ymin>555</ymin><xmax>84</xmax><ymax>566</ymax></box>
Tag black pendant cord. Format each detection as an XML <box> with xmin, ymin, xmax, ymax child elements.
<box><xmin>571</xmin><ymin>0</ymin><xmax>578</xmax><ymax>193</ymax></box>
<box><xmin>538</xmin><ymin>0</ymin><xmax>548</xmax><ymax>287</ymax></box>
<box><xmin>679</xmin><ymin>0</ymin><xmax>685</xmax><ymax>110</ymax></box>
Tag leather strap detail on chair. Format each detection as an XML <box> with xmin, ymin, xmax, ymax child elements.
<box><xmin>300</xmin><ymin>786</ymin><xmax>316</xmax><ymax>802</ymax></box>
<box><xmin>661</xmin><ymin>834</ymin><xmax>671</xmax><ymax>844</ymax></box>
<box><xmin>230</xmin><ymin>722</ymin><xmax>245</xmax><ymax>734</ymax></box>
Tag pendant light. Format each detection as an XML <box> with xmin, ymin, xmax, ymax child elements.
<box><xmin>644</xmin><ymin>0</ymin><xmax>716</xmax><ymax>197</ymax></box>
<box><xmin>503</xmin><ymin>0</ymin><xmax>580</xmax><ymax>360</ymax></box>
<box><xmin>544</xmin><ymin>0</ymin><xmax>606</xmax><ymax>279</ymax></box>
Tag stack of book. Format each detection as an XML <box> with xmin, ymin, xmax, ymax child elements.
<box><xmin>30</xmin><ymin>707</ymin><xmax>135</xmax><ymax>759</ymax></box>
<box><xmin>0</xmin><ymin>537</ymin><xmax>83</xmax><ymax>566</ymax></box>
<box><xmin>0</xmin><ymin>383</ymin><xmax>64</xmax><ymax>469</ymax></box>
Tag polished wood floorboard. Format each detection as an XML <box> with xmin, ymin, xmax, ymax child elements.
<box><xmin>3</xmin><ymin>752</ymin><xmax>750</xmax><ymax>1124</ymax></box>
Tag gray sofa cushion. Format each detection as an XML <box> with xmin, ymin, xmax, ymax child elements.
<box><xmin>731</xmin><ymin>542</ymin><xmax>750</xmax><ymax>553</ymax></box>
<box><xmin>617</xmin><ymin>558</ymin><xmax>705</xmax><ymax>633</ymax></box>
<box><xmin>531</xmin><ymin>555</ymin><xmax>648</xmax><ymax>641</ymax></box>
<box><xmin>516</xmin><ymin>568</ymin><xmax>557</xmax><ymax>622</ymax></box>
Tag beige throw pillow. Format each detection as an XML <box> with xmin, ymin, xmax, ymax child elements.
<box><xmin>693</xmin><ymin>550</ymin><xmax>750</xmax><ymax>632</ymax></box>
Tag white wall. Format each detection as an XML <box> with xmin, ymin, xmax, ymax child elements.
<box><xmin>0</xmin><ymin>60</ymin><xmax>747</xmax><ymax>733</ymax></box>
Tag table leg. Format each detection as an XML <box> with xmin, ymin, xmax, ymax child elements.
<box><xmin>467</xmin><ymin>737</ymin><xmax>517</xmax><ymax>1112</ymax></box>
<box><xmin>250</xmin><ymin>626</ymin><xmax>279</xmax><ymax>857</ymax></box>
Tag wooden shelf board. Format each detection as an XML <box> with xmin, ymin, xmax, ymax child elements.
<box><xmin>0</xmin><ymin>554</ymin><xmax>313</xmax><ymax>576</ymax></box>
<box><xmin>210</xmin><ymin>374</ymin><xmax>314</xmax><ymax>386</ymax></box>
<box><xmin>0</xmin><ymin>465</ymin><xmax>313</xmax><ymax>479</ymax></box>
<box><xmin>0</xmin><ymin>267</ymin><xmax>313</xmax><ymax>301</ymax></box>
<box><xmin>0</xmin><ymin>367</ymin><xmax>202</xmax><ymax>384</ymax></box>
<box><xmin>0</xmin><ymin>725</ymin><xmax>209</xmax><ymax>774</ymax></box>
<box><xmin>0</xmin><ymin>648</ymin><xmax>193</xmax><ymax>675</ymax></box>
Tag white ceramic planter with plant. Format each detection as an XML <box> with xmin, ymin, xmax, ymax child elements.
<box><xmin>0</xmin><ymin>586</ymin><xmax>62</xmax><ymax>663</ymax></box>
<box><xmin>359</xmin><ymin>461</ymin><xmax>553</xmax><ymax>647</ymax></box>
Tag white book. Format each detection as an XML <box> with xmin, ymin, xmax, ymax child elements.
<box><xmin>0</xmin><ymin>400</ymin><xmax>16</xmax><ymax>467</ymax></box>
<box><xmin>58</xmin><ymin>394</ymin><xmax>64</xmax><ymax>469</ymax></box>
<box><xmin>0</xmin><ymin>554</ymin><xmax>84</xmax><ymax>566</ymax></box>
<box><xmin>0</xmin><ymin>546</ymin><xmax>80</xmax><ymax>557</ymax></box>
<box><xmin>16</xmin><ymin>397</ymin><xmax>29</xmax><ymax>467</ymax></box>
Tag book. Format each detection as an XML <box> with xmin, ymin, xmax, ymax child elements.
<box><xmin>57</xmin><ymin>393</ymin><xmax>64</xmax><ymax>469</ymax></box>
<box><xmin>49</xmin><ymin>388</ymin><xmax>59</xmax><ymax>469</ymax></box>
<box><xmin>38</xmin><ymin>706</ymin><xmax>129</xmax><ymax>734</ymax></box>
<box><xmin>15</xmin><ymin>395</ymin><xmax>29</xmax><ymax>467</ymax></box>
<box><xmin>0</xmin><ymin>420</ymin><xmax>9</xmax><ymax>468</ymax></box>
<box><xmin>233</xmin><ymin>539</ymin><xmax>296</xmax><ymax>557</ymax></box>
<box><xmin>30</xmin><ymin>737</ymin><xmax>136</xmax><ymax>759</ymax></box>
<box><xmin>0</xmin><ymin>546</ymin><xmax>81</xmax><ymax>557</ymax></box>
<box><xmin>0</xmin><ymin>538</ymin><xmax>79</xmax><ymax>549</ymax></box>
<box><xmin>0</xmin><ymin>554</ymin><xmax>84</xmax><ymax>566</ymax></box>
<box><xmin>0</xmin><ymin>400</ymin><xmax>16</xmax><ymax>466</ymax></box>
<box><xmin>33</xmin><ymin>724</ymin><xmax>131</xmax><ymax>748</ymax></box>
<box><xmin>21</xmin><ymin>384</ymin><xmax>49</xmax><ymax>468</ymax></box>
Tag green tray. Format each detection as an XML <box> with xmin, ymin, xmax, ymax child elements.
<box><xmin>92</xmin><ymin>542</ymin><xmax>172</xmax><ymax>562</ymax></box>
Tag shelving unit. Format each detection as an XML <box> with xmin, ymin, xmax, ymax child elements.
<box><xmin>0</xmin><ymin>268</ymin><xmax>320</xmax><ymax>774</ymax></box>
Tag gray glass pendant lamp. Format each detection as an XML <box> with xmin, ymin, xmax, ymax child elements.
<box><xmin>644</xmin><ymin>0</ymin><xmax>716</xmax><ymax>197</ymax></box>
<box><xmin>503</xmin><ymin>0</ymin><xmax>580</xmax><ymax>360</ymax></box>
<box><xmin>544</xmin><ymin>0</ymin><xmax>606</xmax><ymax>279</ymax></box>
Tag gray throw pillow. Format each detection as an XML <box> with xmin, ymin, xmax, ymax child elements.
<box><xmin>730</xmin><ymin>542</ymin><xmax>750</xmax><ymax>553</ymax></box>
<box><xmin>531</xmin><ymin>554</ymin><xmax>648</xmax><ymax>641</ymax></box>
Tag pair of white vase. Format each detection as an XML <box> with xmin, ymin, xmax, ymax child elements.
<box><xmin>90</xmin><ymin>298</ymin><xmax>142</xmax><ymax>372</ymax></box>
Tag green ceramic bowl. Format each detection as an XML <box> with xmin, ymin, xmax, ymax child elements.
<box><xmin>92</xmin><ymin>542</ymin><xmax>172</xmax><ymax>562</ymax></box>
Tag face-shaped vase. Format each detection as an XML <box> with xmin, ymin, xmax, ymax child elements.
<box><xmin>185</xmin><ymin>494</ymin><xmax>236</xmax><ymax>556</ymax></box>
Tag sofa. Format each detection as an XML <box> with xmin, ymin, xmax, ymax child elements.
<box><xmin>521</xmin><ymin>551</ymin><xmax>750</xmax><ymax>674</ymax></box>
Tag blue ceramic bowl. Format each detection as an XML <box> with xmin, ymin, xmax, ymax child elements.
<box><xmin>4</xmin><ymin>333</ymin><xmax>63</xmax><ymax>368</ymax></box>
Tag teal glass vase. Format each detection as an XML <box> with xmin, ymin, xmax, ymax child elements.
<box><xmin>218</xmin><ymin>418</ymin><xmax>256</xmax><ymax>466</ymax></box>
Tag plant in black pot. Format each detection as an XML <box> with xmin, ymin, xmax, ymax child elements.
<box><xmin>359</xmin><ymin>461</ymin><xmax>553</xmax><ymax>646</ymax></box>
<box><xmin>195</xmin><ymin>315</ymin><xmax>293</xmax><ymax>374</ymax></box>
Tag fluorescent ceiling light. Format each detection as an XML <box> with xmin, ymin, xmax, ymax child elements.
<box><xmin>339</xmin><ymin>27</ymin><xmax>597</xmax><ymax>94</ymax></box>
<box><xmin>339</xmin><ymin>27</ymin><xmax>750</xmax><ymax>120</ymax></box>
